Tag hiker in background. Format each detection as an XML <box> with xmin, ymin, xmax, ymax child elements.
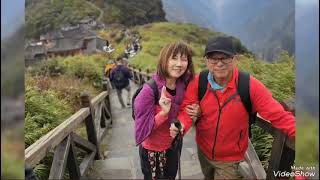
<box><xmin>133</xmin><ymin>42</ymin><xmax>139</xmax><ymax>52</ymax></box>
<box><xmin>104</xmin><ymin>59</ymin><xmax>116</xmax><ymax>89</ymax></box>
<box><xmin>133</xmin><ymin>42</ymin><xmax>201</xmax><ymax>180</ymax></box>
<box><xmin>110</xmin><ymin>57</ymin><xmax>133</xmax><ymax>108</ymax></box>
<box><xmin>170</xmin><ymin>36</ymin><xmax>296</xmax><ymax>179</ymax></box>
<box><xmin>106</xmin><ymin>40</ymin><xmax>109</xmax><ymax>48</ymax></box>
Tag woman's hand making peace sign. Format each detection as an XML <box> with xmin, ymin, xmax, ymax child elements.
<box><xmin>159</xmin><ymin>86</ymin><xmax>172</xmax><ymax>116</ymax></box>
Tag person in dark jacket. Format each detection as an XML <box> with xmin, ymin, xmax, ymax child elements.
<box><xmin>170</xmin><ymin>36</ymin><xmax>296</xmax><ymax>179</ymax></box>
<box><xmin>110</xmin><ymin>58</ymin><xmax>133</xmax><ymax>108</ymax></box>
<box><xmin>134</xmin><ymin>41</ymin><xmax>201</xmax><ymax>180</ymax></box>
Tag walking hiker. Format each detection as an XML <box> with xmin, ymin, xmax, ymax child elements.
<box><xmin>170</xmin><ymin>36</ymin><xmax>296</xmax><ymax>179</ymax></box>
<box><xmin>110</xmin><ymin>58</ymin><xmax>133</xmax><ymax>108</ymax></box>
<box><xmin>133</xmin><ymin>42</ymin><xmax>201</xmax><ymax>180</ymax></box>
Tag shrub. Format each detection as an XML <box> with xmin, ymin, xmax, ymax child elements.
<box><xmin>25</xmin><ymin>85</ymin><xmax>73</xmax><ymax>147</ymax></box>
<box><xmin>27</xmin><ymin>58</ymin><xmax>66</xmax><ymax>77</ymax></box>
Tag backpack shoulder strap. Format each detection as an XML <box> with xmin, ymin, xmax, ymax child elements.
<box><xmin>146</xmin><ymin>78</ymin><xmax>159</xmax><ymax>105</ymax></box>
<box><xmin>198</xmin><ymin>70</ymin><xmax>209</xmax><ymax>102</ymax></box>
<box><xmin>131</xmin><ymin>78</ymin><xmax>159</xmax><ymax>119</ymax></box>
<box><xmin>237</xmin><ymin>71</ymin><xmax>256</xmax><ymax>138</ymax></box>
<box><xmin>237</xmin><ymin>71</ymin><xmax>252</xmax><ymax>114</ymax></box>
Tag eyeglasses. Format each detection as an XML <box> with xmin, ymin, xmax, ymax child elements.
<box><xmin>205</xmin><ymin>56</ymin><xmax>233</xmax><ymax>64</ymax></box>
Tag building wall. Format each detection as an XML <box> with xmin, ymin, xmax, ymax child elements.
<box><xmin>47</xmin><ymin>49</ymin><xmax>82</xmax><ymax>58</ymax></box>
<box><xmin>84</xmin><ymin>38</ymin><xmax>96</xmax><ymax>54</ymax></box>
<box><xmin>25</xmin><ymin>54</ymin><xmax>46</xmax><ymax>66</ymax></box>
<box><xmin>96</xmin><ymin>38</ymin><xmax>106</xmax><ymax>51</ymax></box>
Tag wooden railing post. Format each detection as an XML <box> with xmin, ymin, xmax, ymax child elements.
<box><xmin>102</xmin><ymin>75</ymin><xmax>109</xmax><ymax>92</ymax></box>
<box><xmin>102</xmin><ymin>93</ymin><xmax>112</xmax><ymax>126</ymax></box>
<box><xmin>278</xmin><ymin>137</ymin><xmax>295</xmax><ymax>174</ymax></box>
<box><xmin>263</xmin><ymin>99</ymin><xmax>296</xmax><ymax>179</ymax></box>
<box><xmin>130</xmin><ymin>67</ymin><xmax>136</xmax><ymax>83</ymax></box>
<box><xmin>276</xmin><ymin>100</ymin><xmax>295</xmax><ymax>178</ymax></box>
<box><xmin>266</xmin><ymin>130</ymin><xmax>286</xmax><ymax>180</ymax></box>
<box><xmin>80</xmin><ymin>92</ymin><xmax>101</xmax><ymax>160</ymax></box>
<box><xmin>49</xmin><ymin>135</ymin><xmax>71</xmax><ymax>179</ymax></box>
<box><xmin>134</xmin><ymin>71</ymin><xmax>138</xmax><ymax>83</ymax></box>
<box><xmin>146</xmin><ymin>69</ymin><xmax>151</xmax><ymax>80</ymax></box>
<box><xmin>138</xmin><ymin>68</ymin><xmax>143</xmax><ymax>85</ymax></box>
<box><xmin>280</xmin><ymin>99</ymin><xmax>295</xmax><ymax>115</ymax></box>
<box><xmin>67</xmin><ymin>135</ymin><xmax>81</xmax><ymax>180</ymax></box>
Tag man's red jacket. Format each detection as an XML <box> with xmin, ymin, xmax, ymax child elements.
<box><xmin>178</xmin><ymin>68</ymin><xmax>295</xmax><ymax>161</ymax></box>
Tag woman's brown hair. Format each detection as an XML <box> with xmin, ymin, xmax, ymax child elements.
<box><xmin>156</xmin><ymin>41</ymin><xmax>195</xmax><ymax>82</ymax></box>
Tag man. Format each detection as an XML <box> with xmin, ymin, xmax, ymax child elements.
<box><xmin>110</xmin><ymin>58</ymin><xmax>133</xmax><ymax>108</ymax></box>
<box><xmin>170</xmin><ymin>36</ymin><xmax>295</xmax><ymax>179</ymax></box>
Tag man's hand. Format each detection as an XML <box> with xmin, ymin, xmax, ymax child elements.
<box><xmin>159</xmin><ymin>86</ymin><xmax>171</xmax><ymax>115</ymax></box>
<box><xmin>170</xmin><ymin>122</ymin><xmax>184</xmax><ymax>138</ymax></box>
<box><xmin>185</xmin><ymin>103</ymin><xmax>201</xmax><ymax>121</ymax></box>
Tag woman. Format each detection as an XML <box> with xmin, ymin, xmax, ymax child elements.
<box><xmin>134</xmin><ymin>41</ymin><xmax>200</xmax><ymax>179</ymax></box>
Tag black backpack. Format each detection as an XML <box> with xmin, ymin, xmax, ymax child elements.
<box><xmin>132</xmin><ymin>79</ymin><xmax>159</xmax><ymax>119</ymax></box>
<box><xmin>198</xmin><ymin>70</ymin><xmax>257</xmax><ymax>138</ymax></box>
<box><xmin>112</xmin><ymin>68</ymin><xmax>127</xmax><ymax>89</ymax></box>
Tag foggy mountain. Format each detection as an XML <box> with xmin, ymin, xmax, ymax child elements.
<box><xmin>162</xmin><ymin>0</ymin><xmax>294</xmax><ymax>61</ymax></box>
<box><xmin>296</xmin><ymin>2</ymin><xmax>319</xmax><ymax>117</ymax></box>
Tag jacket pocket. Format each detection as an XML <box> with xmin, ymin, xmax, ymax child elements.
<box><xmin>237</xmin><ymin>130</ymin><xmax>243</xmax><ymax>150</ymax></box>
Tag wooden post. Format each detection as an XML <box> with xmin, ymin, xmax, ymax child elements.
<box><xmin>100</xmin><ymin>102</ymin><xmax>106</xmax><ymax>129</ymax></box>
<box><xmin>102</xmin><ymin>72</ymin><xmax>109</xmax><ymax>92</ymax></box>
<box><xmin>49</xmin><ymin>136</ymin><xmax>71</xmax><ymax>179</ymax></box>
<box><xmin>278</xmin><ymin>99</ymin><xmax>295</xmax><ymax>175</ymax></box>
<box><xmin>146</xmin><ymin>69</ymin><xmax>150</xmax><ymax>80</ymax></box>
<box><xmin>131</xmin><ymin>68</ymin><xmax>136</xmax><ymax>83</ymax></box>
<box><xmin>266</xmin><ymin>130</ymin><xmax>286</xmax><ymax>180</ymax></box>
<box><xmin>80</xmin><ymin>92</ymin><xmax>101</xmax><ymax>159</ymax></box>
<box><xmin>67</xmin><ymin>135</ymin><xmax>81</xmax><ymax>180</ymax></box>
<box><xmin>134</xmin><ymin>71</ymin><xmax>138</xmax><ymax>83</ymax></box>
<box><xmin>280</xmin><ymin>99</ymin><xmax>295</xmax><ymax>116</ymax></box>
<box><xmin>278</xmin><ymin>138</ymin><xmax>295</xmax><ymax>174</ymax></box>
<box><xmin>138</xmin><ymin>68</ymin><xmax>143</xmax><ymax>85</ymax></box>
<box><xmin>104</xmin><ymin>95</ymin><xmax>112</xmax><ymax>124</ymax></box>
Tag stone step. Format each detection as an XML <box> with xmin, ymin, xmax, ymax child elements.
<box><xmin>86</xmin><ymin>157</ymin><xmax>137</xmax><ymax>179</ymax></box>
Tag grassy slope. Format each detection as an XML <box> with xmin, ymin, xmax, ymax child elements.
<box><xmin>130</xmin><ymin>22</ymin><xmax>224</xmax><ymax>72</ymax></box>
<box><xmin>296</xmin><ymin>113</ymin><xmax>319</xmax><ymax>167</ymax></box>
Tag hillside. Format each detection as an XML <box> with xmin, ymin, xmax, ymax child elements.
<box><xmin>26</xmin><ymin>0</ymin><xmax>100</xmax><ymax>38</ymax></box>
<box><xmin>127</xmin><ymin>22</ymin><xmax>249</xmax><ymax>72</ymax></box>
<box><xmin>89</xmin><ymin>0</ymin><xmax>166</xmax><ymax>26</ymax></box>
<box><xmin>25</xmin><ymin>0</ymin><xmax>167</xmax><ymax>39</ymax></box>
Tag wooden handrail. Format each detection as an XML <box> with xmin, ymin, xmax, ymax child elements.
<box><xmin>25</xmin><ymin>108</ymin><xmax>90</xmax><ymax>166</ymax></box>
<box><xmin>255</xmin><ymin>114</ymin><xmax>295</xmax><ymax>151</ymax></box>
<box><xmin>25</xmin><ymin>89</ymin><xmax>113</xmax><ymax>178</ymax></box>
<box><xmin>91</xmin><ymin>91</ymin><xmax>109</xmax><ymax>107</ymax></box>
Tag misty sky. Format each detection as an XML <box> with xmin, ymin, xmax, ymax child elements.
<box><xmin>296</xmin><ymin>0</ymin><xmax>318</xmax><ymax>5</ymax></box>
<box><xmin>1</xmin><ymin>0</ymin><xmax>25</xmax><ymax>40</ymax></box>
